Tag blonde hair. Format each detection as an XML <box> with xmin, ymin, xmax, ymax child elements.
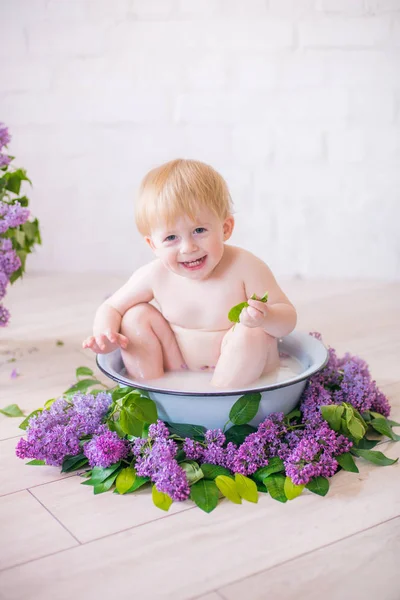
<box><xmin>135</xmin><ymin>159</ymin><xmax>234</xmax><ymax>236</ymax></box>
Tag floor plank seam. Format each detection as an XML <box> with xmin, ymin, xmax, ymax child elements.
<box><xmin>27</xmin><ymin>488</ymin><xmax>82</xmax><ymax>546</ymax></box>
<box><xmin>189</xmin><ymin>514</ymin><xmax>400</xmax><ymax>599</ymax></box>
<box><xmin>0</xmin><ymin>434</ymin><xmax>23</xmax><ymax>442</ymax></box>
<box><xmin>0</xmin><ymin>474</ymin><xmax>77</xmax><ymax>498</ymax></box>
<box><xmin>0</xmin><ymin>503</ymin><xmax>198</xmax><ymax>573</ymax></box>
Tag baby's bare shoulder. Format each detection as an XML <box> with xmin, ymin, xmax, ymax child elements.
<box><xmin>228</xmin><ymin>245</ymin><xmax>268</xmax><ymax>271</ymax></box>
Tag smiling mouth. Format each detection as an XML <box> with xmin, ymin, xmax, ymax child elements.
<box><xmin>180</xmin><ymin>256</ymin><xmax>207</xmax><ymax>269</ymax></box>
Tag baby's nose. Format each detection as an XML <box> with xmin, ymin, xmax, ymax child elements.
<box><xmin>181</xmin><ymin>238</ymin><xmax>198</xmax><ymax>253</ymax></box>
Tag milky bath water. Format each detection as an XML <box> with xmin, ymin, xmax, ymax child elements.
<box><xmin>129</xmin><ymin>353</ymin><xmax>304</xmax><ymax>394</ymax></box>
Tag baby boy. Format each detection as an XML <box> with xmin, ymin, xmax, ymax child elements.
<box><xmin>83</xmin><ymin>159</ymin><xmax>297</xmax><ymax>389</ymax></box>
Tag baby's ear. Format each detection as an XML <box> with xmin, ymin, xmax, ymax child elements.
<box><xmin>145</xmin><ymin>236</ymin><xmax>156</xmax><ymax>251</ymax></box>
<box><xmin>223</xmin><ymin>215</ymin><xmax>235</xmax><ymax>241</ymax></box>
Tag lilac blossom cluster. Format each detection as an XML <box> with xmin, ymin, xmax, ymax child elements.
<box><xmin>179</xmin><ymin>335</ymin><xmax>390</xmax><ymax>485</ymax></box>
<box><xmin>300</xmin><ymin>332</ymin><xmax>390</xmax><ymax>425</ymax></box>
<box><xmin>84</xmin><ymin>425</ymin><xmax>129</xmax><ymax>468</ymax></box>
<box><xmin>16</xmin><ymin>334</ymin><xmax>392</xmax><ymax>495</ymax></box>
<box><xmin>132</xmin><ymin>420</ymin><xmax>190</xmax><ymax>501</ymax></box>
<box><xmin>0</xmin><ymin>124</ymin><xmax>11</xmax><ymax>168</ymax></box>
<box><xmin>0</xmin><ymin>124</ymin><xmax>31</xmax><ymax>327</ymax></box>
<box><xmin>16</xmin><ymin>392</ymin><xmax>112</xmax><ymax>466</ymax></box>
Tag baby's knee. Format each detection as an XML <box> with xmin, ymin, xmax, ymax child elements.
<box><xmin>121</xmin><ymin>303</ymin><xmax>155</xmax><ymax>333</ymax></box>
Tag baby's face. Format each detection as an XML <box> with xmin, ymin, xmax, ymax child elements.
<box><xmin>146</xmin><ymin>207</ymin><xmax>234</xmax><ymax>280</ymax></box>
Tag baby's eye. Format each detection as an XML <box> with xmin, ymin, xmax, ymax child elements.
<box><xmin>194</xmin><ymin>227</ymin><xmax>207</xmax><ymax>234</ymax></box>
<box><xmin>164</xmin><ymin>235</ymin><xmax>177</xmax><ymax>242</ymax></box>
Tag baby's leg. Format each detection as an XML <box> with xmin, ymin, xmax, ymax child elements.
<box><xmin>211</xmin><ymin>324</ymin><xmax>280</xmax><ymax>389</ymax></box>
<box><xmin>120</xmin><ymin>303</ymin><xmax>186</xmax><ymax>380</ymax></box>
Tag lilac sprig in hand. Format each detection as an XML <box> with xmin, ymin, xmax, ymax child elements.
<box><xmin>239</xmin><ymin>294</ymin><xmax>270</xmax><ymax>329</ymax></box>
<box><xmin>228</xmin><ymin>292</ymin><xmax>268</xmax><ymax>326</ymax></box>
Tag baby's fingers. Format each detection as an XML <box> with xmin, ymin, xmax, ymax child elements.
<box><xmin>116</xmin><ymin>333</ymin><xmax>129</xmax><ymax>348</ymax></box>
<box><xmin>82</xmin><ymin>336</ymin><xmax>101</xmax><ymax>353</ymax></box>
<box><xmin>95</xmin><ymin>334</ymin><xmax>108</xmax><ymax>351</ymax></box>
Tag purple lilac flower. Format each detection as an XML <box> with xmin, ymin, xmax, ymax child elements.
<box><xmin>133</xmin><ymin>437</ymin><xmax>177</xmax><ymax>478</ymax></box>
<box><xmin>284</xmin><ymin>422</ymin><xmax>352</xmax><ymax>486</ymax></box>
<box><xmin>332</xmin><ymin>355</ymin><xmax>389</xmax><ymax>415</ymax></box>
<box><xmin>182</xmin><ymin>438</ymin><xmax>204</xmax><ymax>461</ymax></box>
<box><xmin>153</xmin><ymin>459</ymin><xmax>190</xmax><ymax>501</ymax></box>
<box><xmin>16</xmin><ymin>392</ymin><xmax>113</xmax><ymax>466</ymax></box>
<box><xmin>132</xmin><ymin>437</ymin><xmax>190</xmax><ymax>501</ymax></box>
<box><xmin>0</xmin><ymin>154</ymin><xmax>10</xmax><ymax>168</ymax></box>
<box><xmin>0</xmin><ymin>248</ymin><xmax>21</xmax><ymax>276</ymax></box>
<box><xmin>1</xmin><ymin>239</ymin><xmax>12</xmax><ymax>251</ymax></box>
<box><xmin>0</xmin><ymin>304</ymin><xmax>10</xmax><ymax>327</ymax></box>
<box><xmin>84</xmin><ymin>428</ymin><xmax>129</xmax><ymax>468</ymax></box>
<box><xmin>0</xmin><ymin>123</ymin><xmax>10</xmax><ymax>150</ymax></box>
<box><xmin>205</xmin><ymin>429</ymin><xmax>225</xmax><ymax>446</ymax></box>
<box><xmin>0</xmin><ymin>272</ymin><xmax>8</xmax><ymax>300</ymax></box>
<box><xmin>148</xmin><ymin>420</ymin><xmax>170</xmax><ymax>441</ymax></box>
<box><xmin>284</xmin><ymin>436</ymin><xmax>339</xmax><ymax>485</ymax></box>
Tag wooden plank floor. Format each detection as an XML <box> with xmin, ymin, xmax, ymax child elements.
<box><xmin>0</xmin><ymin>273</ymin><xmax>399</xmax><ymax>600</ymax></box>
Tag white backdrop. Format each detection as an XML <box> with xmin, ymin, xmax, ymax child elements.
<box><xmin>1</xmin><ymin>0</ymin><xmax>400</xmax><ymax>279</ymax></box>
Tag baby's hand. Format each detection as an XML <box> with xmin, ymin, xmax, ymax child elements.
<box><xmin>239</xmin><ymin>299</ymin><xmax>268</xmax><ymax>329</ymax></box>
<box><xmin>82</xmin><ymin>331</ymin><xmax>129</xmax><ymax>354</ymax></box>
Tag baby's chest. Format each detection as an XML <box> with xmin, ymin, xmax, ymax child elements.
<box><xmin>154</xmin><ymin>281</ymin><xmax>246</xmax><ymax>329</ymax></box>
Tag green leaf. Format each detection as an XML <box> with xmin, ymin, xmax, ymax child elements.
<box><xmin>19</xmin><ymin>408</ymin><xmax>42</xmax><ymax>430</ymax></box>
<box><xmin>200</xmin><ymin>463</ymin><xmax>232</xmax><ymax>480</ymax></box>
<box><xmin>132</xmin><ymin>395</ymin><xmax>158</xmax><ymax>424</ymax></box>
<box><xmin>369</xmin><ymin>412</ymin><xmax>400</xmax><ymax>428</ymax></box>
<box><xmin>76</xmin><ymin>366</ymin><xmax>94</xmax><ymax>378</ymax></box>
<box><xmin>17</xmin><ymin>195</ymin><xmax>29</xmax><ymax>207</ymax></box>
<box><xmin>369</xmin><ymin>418</ymin><xmax>400</xmax><ymax>441</ymax></box>
<box><xmin>119</xmin><ymin>407</ymin><xmax>143</xmax><ymax>436</ymax></box>
<box><xmin>122</xmin><ymin>393</ymin><xmax>158</xmax><ymax>424</ymax></box>
<box><xmin>229</xmin><ymin>393</ymin><xmax>261</xmax><ymax>426</ymax></box>
<box><xmin>116</xmin><ymin>475</ymin><xmax>150</xmax><ymax>494</ymax></box>
<box><xmin>351</xmin><ymin>448</ymin><xmax>398</xmax><ymax>466</ymax></box>
<box><xmin>228</xmin><ymin>292</ymin><xmax>268</xmax><ymax>323</ymax></box>
<box><xmin>190</xmin><ymin>479</ymin><xmax>219</xmax><ymax>513</ymax></box>
<box><xmin>89</xmin><ymin>462</ymin><xmax>121</xmax><ymax>484</ymax></box>
<box><xmin>253</xmin><ymin>457</ymin><xmax>285</xmax><ymax>482</ymax></box>
<box><xmin>93</xmin><ymin>472</ymin><xmax>119</xmax><ymax>494</ymax></box>
<box><xmin>61</xmin><ymin>454</ymin><xmax>88</xmax><ymax>473</ymax></box>
<box><xmin>44</xmin><ymin>398</ymin><xmax>56</xmax><ymax>410</ymax></box>
<box><xmin>166</xmin><ymin>422</ymin><xmax>206</xmax><ymax>441</ymax></box>
<box><xmin>111</xmin><ymin>386</ymin><xmax>132</xmax><ymax>402</ymax></box>
<box><xmin>356</xmin><ymin>437</ymin><xmax>379</xmax><ymax>450</ymax></box>
<box><xmin>116</xmin><ymin>467</ymin><xmax>136</xmax><ymax>494</ymax></box>
<box><xmin>152</xmin><ymin>485</ymin><xmax>173</xmax><ymax>511</ymax></box>
<box><xmin>235</xmin><ymin>473</ymin><xmax>258</xmax><ymax>503</ymax></box>
<box><xmin>306</xmin><ymin>476</ymin><xmax>329</xmax><ymax>497</ymax></box>
<box><xmin>26</xmin><ymin>459</ymin><xmax>46</xmax><ymax>466</ymax></box>
<box><xmin>320</xmin><ymin>404</ymin><xmax>344</xmax><ymax>432</ymax></box>
<box><xmin>228</xmin><ymin>301</ymin><xmax>249</xmax><ymax>323</ymax></box>
<box><xmin>284</xmin><ymin>409</ymin><xmax>302</xmax><ymax>423</ymax></box>
<box><xmin>5</xmin><ymin>168</ymin><xmax>31</xmax><ymax>195</ymax></box>
<box><xmin>263</xmin><ymin>474</ymin><xmax>287</xmax><ymax>503</ymax></box>
<box><xmin>336</xmin><ymin>452</ymin><xmax>359</xmax><ymax>473</ymax></box>
<box><xmin>56</xmin><ymin>340</ymin><xmax>64</xmax><ymax>346</ymax></box>
<box><xmin>215</xmin><ymin>475</ymin><xmax>242</xmax><ymax>504</ymax></box>
<box><xmin>225</xmin><ymin>424</ymin><xmax>257</xmax><ymax>446</ymax></box>
<box><xmin>64</xmin><ymin>378</ymin><xmax>102</xmax><ymax>395</ymax></box>
<box><xmin>343</xmin><ymin>404</ymin><xmax>366</xmax><ymax>441</ymax></box>
<box><xmin>284</xmin><ymin>477</ymin><xmax>305</xmax><ymax>500</ymax></box>
<box><xmin>0</xmin><ymin>404</ymin><xmax>24</xmax><ymax>417</ymax></box>
<box><xmin>180</xmin><ymin>461</ymin><xmax>203</xmax><ymax>485</ymax></box>
<box><xmin>255</xmin><ymin>480</ymin><xmax>268</xmax><ymax>493</ymax></box>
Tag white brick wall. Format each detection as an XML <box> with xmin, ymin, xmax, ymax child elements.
<box><xmin>1</xmin><ymin>0</ymin><xmax>399</xmax><ymax>279</ymax></box>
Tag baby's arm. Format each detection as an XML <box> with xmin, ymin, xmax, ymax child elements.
<box><xmin>240</xmin><ymin>252</ymin><xmax>297</xmax><ymax>338</ymax></box>
<box><xmin>83</xmin><ymin>261</ymin><xmax>155</xmax><ymax>353</ymax></box>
